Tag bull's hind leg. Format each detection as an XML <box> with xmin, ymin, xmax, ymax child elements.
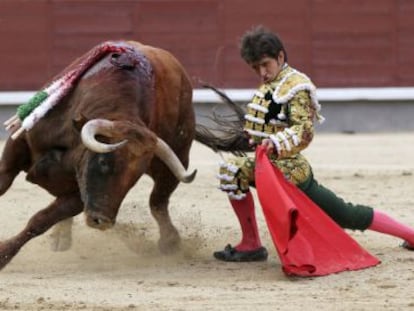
<box><xmin>0</xmin><ymin>193</ymin><xmax>83</xmax><ymax>270</ymax></box>
<box><xmin>149</xmin><ymin>175</ymin><xmax>181</xmax><ymax>254</ymax></box>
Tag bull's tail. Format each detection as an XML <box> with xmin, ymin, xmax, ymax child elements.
<box><xmin>194</xmin><ymin>82</ymin><xmax>253</xmax><ymax>156</ymax></box>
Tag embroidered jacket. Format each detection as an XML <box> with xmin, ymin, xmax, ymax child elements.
<box><xmin>243</xmin><ymin>64</ymin><xmax>323</xmax><ymax>185</ymax></box>
<box><xmin>217</xmin><ymin>64</ymin><xmax>324</xmax><ymax>200</ymax></box>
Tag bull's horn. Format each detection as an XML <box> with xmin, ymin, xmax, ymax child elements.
<box><xmin>155</xmin><ymin>138</ymin><xmax>197</xmax><ymax>183</ymax></box>
<box><xmin>81</xmin><ymin>119</ymin><xmax>127</xmax><ymax>153</ymax></box>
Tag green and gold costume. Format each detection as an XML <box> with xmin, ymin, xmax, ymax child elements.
<box><xmin>218</xmin><ymin>64</ymin><xmax>374</xmax><ymax>230</ymax></box>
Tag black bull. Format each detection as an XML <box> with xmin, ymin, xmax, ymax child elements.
<box><xmin>0</xmin><ymin>41</ymin><xmax>204</xmax><ymax>270</ymax></box>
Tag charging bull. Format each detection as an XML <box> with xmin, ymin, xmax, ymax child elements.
<box><xmin>0</xmin><ymin>41</ymin><xmax>196</xmax><ymax>269</ymax></box>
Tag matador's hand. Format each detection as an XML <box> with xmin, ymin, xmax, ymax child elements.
<box><xmin>261</xmin><ymin>138</ymin><xmax>276</xmax><ymax>156</ymax></box>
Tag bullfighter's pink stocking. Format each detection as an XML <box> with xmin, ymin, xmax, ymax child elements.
<box><xmin>368</xmin><ymin>210</ymin><xmax>414</xmax><ymax>246</ymax></box>
<box><xmin>230</xmin><ymin>192</ymin><xmax>262</xmax><ymax>251</ymax></box>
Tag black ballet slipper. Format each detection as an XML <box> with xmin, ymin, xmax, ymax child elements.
<box><xmin>213</xmin><ymin>244</ymin><xmax>268</xmax><ymax>262</ymax></box>
<box><xmin>401</xmin><ymin>241</ymin><xmax>414</xmax><ymax>251</ymax></box>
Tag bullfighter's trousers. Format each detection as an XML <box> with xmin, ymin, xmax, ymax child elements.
<box><xmin>298</xmin><ymin>173</ymin><xmax>374</xmax><ymax>231</ymax></box>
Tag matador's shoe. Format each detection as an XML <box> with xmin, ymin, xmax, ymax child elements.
<box><xmin>213</xmin><ymin>244</ymin><xmax>268</xmax><ymax>262</ymax></box>
<box><xmin>401</xmin><ymin>241</ymin><xmax>414</xmax><ymax>251</ymax></box>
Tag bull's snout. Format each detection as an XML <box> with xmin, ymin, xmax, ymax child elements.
<box><xmin>85</xmin><ymin>210</ymin><xmax>115</xmax><ymax>230</ymax></box>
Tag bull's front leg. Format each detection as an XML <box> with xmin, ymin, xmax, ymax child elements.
<box><xmin>49</xmin><ymin>218</ymin><xmax>73</xmax><ymax>251</ymax></box>
<box><xmin>0</xmin><ymin>137</ymin><xmax>30</xmax><ymax>195</ymax></box>
<box><xmin>26</xmin><ymin>149</ymin><xmax>78</xmax><ymax>252</ymax></box>
<box><xmin>0</xmin><ymin>162</ymin><xmax>18</xmax><ymax>196</ymax></box>
<box><xmin>0</xmin><ymin>193</ymin><xmax>83</xmax><ymax>270</ymax></box>
<box><xmin>149</xmin><ymin>179</ymin><xmax>180</xmax><ymax>254</ymax></box>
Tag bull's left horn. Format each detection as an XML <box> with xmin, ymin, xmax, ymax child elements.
<box><xmin>155</xmin><ymin>138</ymin><xmax>197</xmax><ymax>183</ymax></box>
<box><xmin>81</xmin><ymin>119</ymin><xmax>127</xmax><ymax>153</ymax></box>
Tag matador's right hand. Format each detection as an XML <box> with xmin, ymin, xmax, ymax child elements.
<box><xmin>261</xmin><ymin>138</ymin><xmax>277</xmax><ymax>156</ymax></box>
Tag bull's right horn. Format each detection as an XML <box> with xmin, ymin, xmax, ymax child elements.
<box><xmin>81</xmin><ymin>119</ymin><xmax>128</xmax><ymax>153</ymax></box>
<box><xmin>155</xmin><ymin>138</ymin><xmax>197</xmax><ymax>183</ymax></box>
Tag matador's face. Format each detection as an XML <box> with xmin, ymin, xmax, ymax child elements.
<box><xmin>250</xmin><ymin>52</ymin><xmax>285</xmax><ymax>83</ymax></box>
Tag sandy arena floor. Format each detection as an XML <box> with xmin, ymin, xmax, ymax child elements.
<box><xmin>0</xmin><ymin>132</ymin><xmax>413</xmax><ymax>311</ymax></box>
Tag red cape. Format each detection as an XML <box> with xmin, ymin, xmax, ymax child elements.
<box><xmin>254</xmin><ymin>146</ymin><xmax>380</xmax><ymax>276</ymax></box>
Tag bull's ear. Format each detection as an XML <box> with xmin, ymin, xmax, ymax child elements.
<box><xmin>72</xmin><ymin>114</ymin><xmax>89</xmax><ymax>132</ymax></box>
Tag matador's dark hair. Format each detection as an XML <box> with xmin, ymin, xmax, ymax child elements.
<box><xmin>240</xmin><ymin>25</ymin><xmax>288</xmax><ymax>64</ymax></box>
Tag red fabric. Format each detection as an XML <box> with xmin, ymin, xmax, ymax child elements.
<box><xmin>254</xmin><ymin>146</ymin><xmax>380</xmax><ymax>276</ymax></box>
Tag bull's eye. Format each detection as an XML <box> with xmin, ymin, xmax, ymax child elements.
<box><xmin>88</xmin><ymin>153</ymin><xmax>115</xmax><ymax>177</ymax></box>
<box><xmin>97</xmin><ymin>155</ymin><xmax>112</xmax><ymax>174</ymax></box>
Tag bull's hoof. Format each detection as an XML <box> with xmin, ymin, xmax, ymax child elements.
<box><xmin>49</xmin><ymin>231</ymin><xmax>72</xmax><ymax>252</ymax></box>
<box><xmin>158</xmin><ymin>234</ymin><xmax>181</xmax><ymax>254</ymax></box>
<box><xmin>49</xmin><ymin>219</ymin><xmax>73</xmax><ymax>251</ymax></box>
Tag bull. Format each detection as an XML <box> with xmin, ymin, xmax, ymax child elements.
<box><xmin>0</xmin><ymin>41</ymin><xmax>196</xmax><ymax>269</ymax></box>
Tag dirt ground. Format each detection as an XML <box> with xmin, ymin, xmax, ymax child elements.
<box><xmin>0</xmin><ymin>132</ymin><xmax>413</xmax><ymax>311</ymax></box>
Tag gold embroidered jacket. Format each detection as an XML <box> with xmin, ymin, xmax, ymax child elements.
<box><xmin>244</xmin><ymin>65</ymin><xmax>323</xmax><ymax>185</ymax></box>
